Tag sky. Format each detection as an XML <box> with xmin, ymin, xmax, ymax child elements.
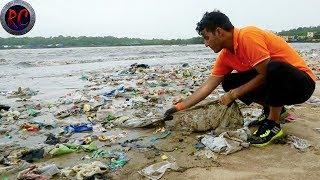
<box><xmin>0</xmin><ymin>0</ymin><xmax>319</xmax><ymax>39</ymax></box>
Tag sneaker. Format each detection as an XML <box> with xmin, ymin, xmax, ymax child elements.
<box><xmin>248</xmin><ymin>107</ymin><xmax>289</xmax><ymax>127</ymax></box>
<box><xmin>248</xmin><ymin>119</ymin><xmax>284</xmax><ymax>147</ymax></box>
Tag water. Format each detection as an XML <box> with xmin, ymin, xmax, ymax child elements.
<box><xmin>0</xmin><ymin>45</ymin><xmax>214</xmax><ymax>101</ymax></box>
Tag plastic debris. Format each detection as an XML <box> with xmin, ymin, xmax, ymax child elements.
<box><xmin>200</xmin><ymin>127</ymin><xmax>251</xmax><ymax>155</ymax></box>
<box><xmin>194</xmin><ymin>149</ymin><xmax>217</xmax><ymax>159</ymax></box>
<box><xmin>241</xmin><ymin>108</ymin><xmax>263</xmax><ymax>127</ymax></box>
<box><xmin>83</xmin><ymin>104</ymin><xmax>91</xmax><ymax>112</ymax></box>
<box><xmin>0</xmin><ymin>160</ymin><xmax>30</xmax><ymax>175</ymax></box>
<box><xmin>182</xmin><ymin>69</ymin><xmax>192</xmax><ymax>78</ymax></box>
<box><xmin>44</xmin><ymin>133</ymin><xmax>60</xmax><ymax>145</ymax></box>
<box><xmin>0</xmin><ymin>127</ymin><xmax>12</xmax><ymax>135</ymax></box>
<box><xmin>30</xmin><ymin>116</ymin><xmax>57</xmax><ymax>129</ymax></box>
<box><xmin>49</xmin><ymin>144</ymin><xmax>75</xmax><ymax>156</ymax></box>
<box><xmin>64</xmin><ymin>123</ymin><xmax>93</xmax><ymax>133</ymax></box>
<box><xmin>288</xmin><ymin>135</ymin><xmax>310</xmax><ymax>152</ymax></box>
<box><xmin>182</xmin><ymin>63</ymin><xmax>189</xmax><ymax>67</ymax></box>
<box><xmin>201</xmin><ymin>135</ymin><xmax>226</xmax><ymax>152</ymax></box>
<box><xmin>7</xmin><ymin>87</ymin><xmax>38</xmax><ymax>99</ymax></box>
<box><xmin>21</xmin><ymin>123</ymin><xmax>40</xmax><ymax>132</ymax></box>
<box><xmin>96</xmin><ymin>109</ymin><xmax>116</xmax><ymax>122</ymax></box>
<box><xmin>129</xmin><ymin>63</ymin><xmax>150</xmax><ymax>74</ymax></box>
<box><xmin>138</xmin><ymin>161</ymin><xmax>179</xmax><ymax>180</ymax></box>
<box><xmin>106</xmin><ymin>112</ymin><xmax>116</xmax><ymax>122</ymax></box>
<box><xmin>108</xmin><ymin>157</ymin><xmax>128</xmax><ymax>171</ymax></box>
<box><xmin>98</xmin><ymin>135</ymin><xmax>109</xmax><ymax>141</ymax></box>
<box><xmin>27</xmin><ymin>108</ymin><xmax>40</xmax><ymax>117</ymax></box>
<box><xmin>306</xmin><ymin>96</ymin><xmax>320</xmax><ymax>105</ymax></box>
<box><xmin>194</xmin><ymin>142</ymin><xmax>205</xmax><ymax>150</ymax></box>
<box><xmin>20</xmin><ymin>148</ymin><xmax>45</xmax><ymax>163</ymax></box>
<box><xmin>61</xmin><ymin>161</ymin><xmax>108</xmax><ymax>180</ymax></box>
<box><xmin>17</xmin><ymin>165</ymin><xmax>48</xmax><ymax>180</ymax></box>
<box><xmin>102</xmin><ymin>85</ymin><xmax>126</xmax><ymax>98</ymax></box>
<box><xmin>81</xmin><ymin>142</ymin><xmax>98</xmax><ymax>152</ymax></box>
<box><xmin>37</xmin><ymin>163</ymin><xmax>60</xmax><ymax>178</ymax></box>
<box><xmin>55</xmin><ymin>106</ymin><xmax>82</xmax><ymax>119</ymax></box>
<box><xmin>91</xmin><ymin>150</ymin><xmax>129</xmax><ymax>170</ymax></box>
<box><xmin>80</xmin><ymin>74</ymin><xmax>89</xmax><ymax>81</ymax></box>
<box><xmin>284</xmin><ymin>113</ymin><xmax>297</xmax><ymax>122</ymax></box>
<box><xmin>1</xmin><ymin>110</ymin><xmax>20</xmax><ymax>121</ymax></box>
<box><xmin>161</xmin><ymin>155</ymin><xmax>168</xmax><ymax>160</ymax></box>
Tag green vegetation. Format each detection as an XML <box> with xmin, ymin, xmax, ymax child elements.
<box><xmin>0</xmin><ymin>36</ymin><xmax>203</xmax><ymax>49</ymax></box>
<box><xmin>278</xmin><ymin>26</ymin><xmax>320</xmax><ymax>42</ymax></box>
<box><xmin>278</xmin><ymin>25</ymin><xmax>320</xmax><ymax>37</ymax></box>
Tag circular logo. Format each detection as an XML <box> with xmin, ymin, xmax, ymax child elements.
<box><xmin>1</xmin><ymin>0</ymin><xmax>35</xmax><ymax>35</ymax></box>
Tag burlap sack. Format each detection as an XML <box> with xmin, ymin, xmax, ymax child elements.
<box><xmin>166</xmin><ymin>100</ymin><xmax>243</xmax><ymax>134</ymax></box>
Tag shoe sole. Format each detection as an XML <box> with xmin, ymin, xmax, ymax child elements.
<box><xmin>251</xmin><ymin>130</ymin><xmax>284</xmax><ymax>147</ymax></box>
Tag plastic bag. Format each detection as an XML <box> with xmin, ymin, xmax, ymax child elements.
<box><xmin>64</xmin><ymin>123</ymin><xmax>93</xmax><ymax>133</ymax></box>
<box><xmin>138</xmin><ymin>161</ymin><xmax>179</xmax><ymax>180</ymax></box>
<box><xmin>49</xmin><ymin>144</ymin><xmax>75</xmax><ymax>156</ymax></box>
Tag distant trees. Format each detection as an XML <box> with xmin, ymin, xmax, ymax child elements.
<box><xmin>278</xmin><ymin>26</ymin><xmax>320</xmax><ymax>37</ymax></box>
<box><xmin>0</xmin><ymin>36</ymin><xmax>204</xmax><ymax>49</ymax></box>
<box><xmin>314</xmin><ymin>32</ymin><xmax>320</xmax><ymax>39</ymax></box>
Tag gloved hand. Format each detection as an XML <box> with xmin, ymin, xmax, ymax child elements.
<box><xmin>163</xmin><ymin>106</ymin><xmax>178</xmax><ymax>121</ymax></box>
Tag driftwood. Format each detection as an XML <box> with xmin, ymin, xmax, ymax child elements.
<box><xmin>166</xmin><ymin>100</ymin><xmax>243</xmax><ymax>134</ymax></box>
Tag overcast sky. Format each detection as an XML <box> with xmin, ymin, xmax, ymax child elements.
<box><xmin>0</xmin><ymin>0</ymin><xmax>319</xmax><ymax>39</ymax></box>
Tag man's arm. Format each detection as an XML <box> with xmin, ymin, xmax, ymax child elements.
<box><xmin>177</xmin><ymin>75</ymin><xmax>224</xmax><ymax>109</ymax></box>
<box><xmin>231</xmin><ymin>59</ymin><xmax>270</xmax><ymax>98</ymax></box>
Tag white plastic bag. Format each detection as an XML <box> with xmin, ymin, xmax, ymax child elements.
<box><xmin>138</xmin><ymin>161</ymin><xmax>179</xmax><ymax>180</ymax></box>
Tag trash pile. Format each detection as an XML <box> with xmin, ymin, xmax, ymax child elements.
<box><xmin>0</xmin><ymin>62</ymin><xmax>221</xmax><ymax>179</ymax></box>
<box><xmin>0</xmin><ymin>58</ymin><xmax>317</xmax><ymax>179</ymax></box>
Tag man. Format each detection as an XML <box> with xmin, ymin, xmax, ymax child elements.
<box><xmin>164</xmin><ymin>10</ymin><xmax>316</xmax><ymax>147</ymax></box>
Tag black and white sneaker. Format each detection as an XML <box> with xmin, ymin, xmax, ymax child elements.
<box><xmin>248</xmin><ymin>119</ymin><xmax>284</xmax><ymax>147</ymax></box>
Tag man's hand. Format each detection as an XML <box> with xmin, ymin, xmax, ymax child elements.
<box><xmin>163</xmin><ymin>106</ymin><xmax>178</xmax><ymax>121</ymax></box>
<box><xmin>219</xmin><ymin>90</ymin><xmax>237</xmax><ymax>106</ymax></box>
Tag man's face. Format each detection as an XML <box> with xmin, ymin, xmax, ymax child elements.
<box><xmin>202</xmin><ymin>28</ymin><xmax>224</xmax><ymax>53</ymax></box>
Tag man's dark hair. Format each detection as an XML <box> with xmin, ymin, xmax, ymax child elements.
<box><xmin>196</xmin><ymin>10</ymin><xmax>234</xmax><ymax>35</ymax></box>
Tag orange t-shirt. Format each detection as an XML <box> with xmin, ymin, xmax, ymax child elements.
<box><xmin>211</xmin><ymin>26</ymin><xmax>317</xmax><ymax>81</ymax></box>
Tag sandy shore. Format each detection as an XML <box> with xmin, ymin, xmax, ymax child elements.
<box><xmin>118</xmin><ymin>83</ymin><xmax>320</xmax><ymax>180</ymax></box>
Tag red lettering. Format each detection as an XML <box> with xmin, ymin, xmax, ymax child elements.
<box><xmin>17</xmin><ymin>9</ymin><xmax>29</xmax><ymax>27</ymax></box>
<box><xmin>7</xmin><ymin>9</ymin><xmax>18</xmax><ymax>29</ymax></box>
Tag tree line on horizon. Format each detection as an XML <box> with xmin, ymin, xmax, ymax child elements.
<box><xmin>0</xmin><ymin>36</ymin><xmax>203</xmax><ymax>49</ymax></box>
<box><xmin>278</xmin><ymin>25</ymin><xmax>320</xmax><ymax>37</ymax></box>
<box><xmin>1</xmin><ymin>26</ymin><xmax>320</xmax><ymax>49</ymax></box>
